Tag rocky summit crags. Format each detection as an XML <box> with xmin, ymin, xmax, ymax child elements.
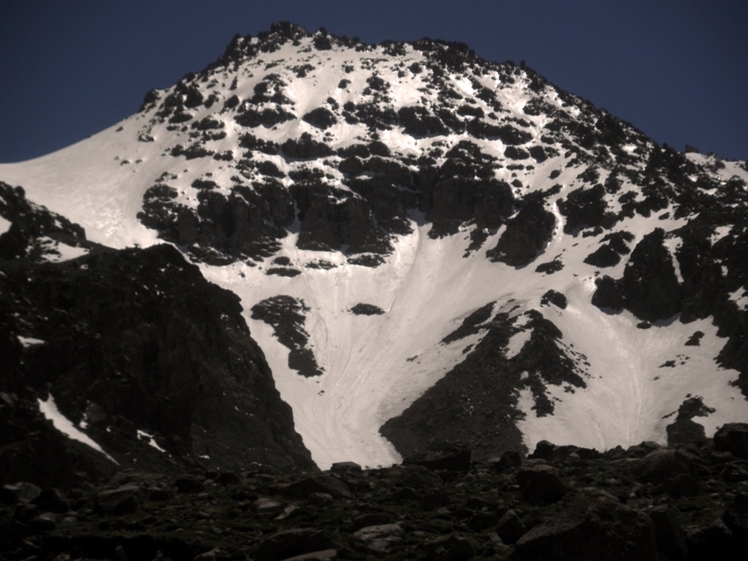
<box><xmin>1</xmin><ymin>22</ymin><xmax>748</xmax><ymax>480</ymax></box>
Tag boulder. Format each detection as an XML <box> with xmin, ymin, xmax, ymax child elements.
<box><xmin>510</xmin><ymin>495</ymin><xmax>657</xmax><ymax>561</ymax></box>
<box><xmin>174</xmin><ymin>474</ymin><xmax>205</xmax><ymax>493</ymax></box>
<box><xmin>426</xmin><ymin>532</ymin><xmax>475</xmax><ymax>561</ymax></box>
<box><xmin>647</xmin><ymin>506</ymin><xmax>688</xmax><ymax>561</ymax></box>
<box><xmin>353</xmin><ymin>523</ymin><xmax>403</xmax><ymax>553</ymax></box>
<box><xmin>256</xmin><ymin>528</ymin><xmax>335</xmax><ymax>561</ymax></box>
<box><xmin>0</xmin><ymin>482</ymin><xmax>42</xmax><ymax>505</ymax></box>
<box><xmin>496</xmin><ymin>509</ymin><xmax>527</xmax><ymax>544</ymax></box>
<box><xmin>723</xmin><ymin>492</ymin><xmax>748</xmax><ymax>552</ymax></box>
<box><xmin>714</xmin><ymin>423</ymin><xmax>748</xmax><ymax>460</ymax></box>
<box><xmin>515</xmin><ymin>465</ymin><xmax>570</xmax><ymax>504</ymax></box>
<box><xmin>95</xmin><ymin>484</ymin><xmax>141</xmax><ymax>516</ymax></box>
<box><xmin>280</xmin><ymin>550</ymin><xmax>338</xmax><ymax>561</ymax></box>
<box><xmin>633</xmin><ymin>449</ymin><xmax>693</xmax><ymax>485</ymax></box>
<box><xmin>404</xmin><ymin>445</ymin><xmax>472</xmax><ymax>472</ymax></box>
<box><xmin>32</xmin><ymin>488</ymin><xmax>69</xmax><ymax>513</ymax></box>
<box><xmin>487</xmin><ymin>199</ymin><xmax>555</xmax><ymax>267</ymax></box>
<box><xmin>279</xmin><ymin>475</ymin><xmax>352</xmax><ymax>500</ymax></box>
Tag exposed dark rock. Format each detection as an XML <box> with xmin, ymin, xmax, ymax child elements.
<box><xmin>282</xmin><ymin>133</ymin><xmax>333</xmax><ymax>159</ymax></box>
<box><xmin>346</xmin><ymin>253</ymin><xmax>386</xmax><ymax>267</ymax></box>
<box><xmin>398</xmin><ymin>106</ymin><xmax>449</xmax><ymax>137</ymax></box>
<box><xmin>139</xmin><ymin>180</ymin><xmax>296</xmax><ymax>263</ymax></box>
<box><xmin>621</xmin><ymin>228</ymin><xmax>682</xmax><ymax>322</ymax></box>
<box><xmin>423</xmin><ymin>141</ymin><xmax>513</xmax><ymax>237</ymax></box>
<box><xmin>558</xmin><ymin>184</ymin><xmax>615</xmax><ymax>235</ymax></box>
<box><xmin>1</xmin><ymin>190</ymin><xmax>315</xmax><ymax>481</ymax></box>
<box><xmin>685</xmin><ymin>331</ymin><xmax>705</xmax><ymax>346</ymax></box>
<box><xmin>32</xmin><ymin>488</ymin><xmax>69</xmax><ymax>514</ymax></box>
<box><xmin>535</xmin><ymin>259</ymin><xmax>564</xmax><ymax>274</ymax></box>
<box><xmin>723</xmin><ymin>493</ymin><xmax>748</xmax><ymax>553</ymax></box>
<box><xmin>279</xmin><ymin>475</ymin><xmax>352</xmax><ymax>500</ymax></box>
<box><xmin>515</xmin><ymin>465</ymin><xmax>569</xmax><ymax>504</ymax></box>
<box><xmin>647</xmin><ymin>505</ymin><xmax>688</xmax><ymax>561</ymax></box>
<box><xmin>584</xmin><ymin>244</ymin><xmax>621</xmax><ymax>267</ymax></box>
<box><xmin>591</xmin><ymin>275</ymin><xmax>625</xmax><ymax>312</ymax></box>
<box><xmin>1</xmin><ymin>482</ymin><xmax>42</xmax><ymax>505</ymax></box>
<box><xmin>510</xmin><ymin>494</ymin><xmax>658</xmax><ymax>561</ymax></box>
<box><xmin>382</xmin><ymin>311</ymin><xmax>584</xmax><ymax>461</ymax></box>
<box><xmin>441</xmin><ymin>302</ymin><xmax>495</xmax><ymax>344</ymax></box>
<box><xmin>266</xmin><ymin>267</ymin><xmax>302</xmax><ymax>277</ymax></box>
<box><xmin>426</xmin><ymin>532</ymin><xmax>475</xmax><ymax>560</ymax></box>
<box><xmin>256</xmin><ymin>528</ymin><xmax>335</xmax><ymax>561</ymax></box>
<box><xmin>349</xmin><ymin>303</ymin><xmax>385</xmax><ymax>316</ymax></box>
<box><xmin>600</xmin><ymin>230</ymin><xmax>634</xmax><ymax>254</ymax></box>
<box><xmin>0</xmin><ymin>182</ymin><xmax>96</xmax><ymax>262</ymax></box>
<box><xmin>235</xmin><ymin>106</ymin><xmax>296</xmax><ymax>128</ymax></box>
<box><xmin>529</xmin><ymin>145</ymin><xmax>548</xmax><ymax>162</ymax></box>
<box><xmin>497</xmin><ymin>509</ymin><xmax>528</xmax><ymax>544</ymax></box>
<box><xmin>666</xmin><ymin>397</ymin><xmax>715</xmax><ymax>446</ymax></box>
<box><xmin>95</xmin><ymin>485</ymin><xmax>141</xmax><ymax>516</ymax></box>
<box><xmin>291</xmin><ymin>182</ymin><xmax>392</xmax><ymax>256</ymax></box>
<box><xmin>504</xmin><ymin>146</ymin><xmax>530</xmax><ymax>160</ymax></box>
<box><xmin>251</xmin><ymin>296</ymin><xmax>324</xmax><ymax>378</ymax></box>
<box><xmin>487</xmin><ymin>199</ymin><xmax>556</xmax><ymax>267</ymax></box>
<box><xmin>174</xmin><ymin>474</ymin><xmax>205</xmax><ymax>493</ymax></box>
<box><xmin>354</xmin><ymin>523</ymin><xmax>403</xmax><ymax>553</ymax></box>
<box><xmin>1</xmin><ymin>433</ymin><xmax>744</xmax><ymax>561</ymax></box>
<box><xmin>403</xmin><ymin>446</ymin><xmax>472</xmax><ymax>472</ymax></box>
<box><xmin>540</xmin><ymin>290</ymin><xmax>567</xmax><ymax>309</ymax></box>
<box><xmin>280</xmin><ymin>550</ymin><xmax>338</xmax><ymax>561</ymax></box>
<box><xmin>633</xmin><ymin>449</ymin><xmax>695</xmax><ymax>485</ymax></box>
<box><xmin>302</xmin><ymin>107</ymin><xmax>337</xmax><ymax>129</ymax></box>
<box><xmin>714</xmin><ymin>423</ymin><xmax>748</xmax><ymax>460</ymax></box>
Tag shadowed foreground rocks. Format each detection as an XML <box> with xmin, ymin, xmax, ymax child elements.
<box><xmin>2</xmin><ymin>433</ymin><xmax>748</xmax><ymax>560</ymax></box>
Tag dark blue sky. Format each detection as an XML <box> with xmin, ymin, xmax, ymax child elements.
<box><xmin>1</xmin><ymin>0</ymin><xmax>746</xmax><ymax>162</ymax></box>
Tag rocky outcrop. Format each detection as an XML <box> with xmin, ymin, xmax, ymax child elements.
<box><xmin>0</xmin><ymin>182</ymin><xmax>100</xmax><ymax>262</ymax></box>
<box><xmin>381</xmin><ymin>310</ymin><xmax>586</xmax><ymax>461</ymax></box>
<box><xmin>138</xmin><ymin>178</ymin><xmax>296</xmax><ymax>264</ymax></box>
<box><xmin>251</xmin><ymin>296</ymin><xmax>324</xmax><ymax>378</ymax></box>
<box><xmin>487</xmin><ymin>199</ymin><xmax>556</xmax><ymax>267</ymax></box>
<box><xmin>666</xmin><ymin>397</ymin><xmax>716</xmax><ymax>446</ymax></box>
<box><xmin>1</xmin><ymin>189</ymin><xmax>315</xmax><ymax>487</ymax></box>
<box><xmin>592</xmin><ymin>228</ymin><xmax>682</xmax><ymax>322</ymax></box>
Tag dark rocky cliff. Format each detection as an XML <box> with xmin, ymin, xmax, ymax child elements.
<box><xmin>0</xmin><ymin>182</ymin><xmax>316</xmax><ymax>488</ymax></box>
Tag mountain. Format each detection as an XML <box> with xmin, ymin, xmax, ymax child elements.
<box><xmin>2</xmin><ymin>22</ymin><xmax>748</xmax><ymax>481</ymax></box>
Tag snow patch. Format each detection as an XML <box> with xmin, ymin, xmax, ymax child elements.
<box><xmin>711</xmin><ymin>225</ymin><xmax>732</xmax><ymax>244</ymax></box>
<box><xmin>18</xmin><ymin>335</ymin><xmax>45</xmax><ymax>347</ymax></box>
<box><xmin>137</xmin><ymin>429</ymin><xmax>167</xmax><ymax>453</ymax></box>
<box><xmin>730</xmin><ymin>289</ymin><xmax>748</xmax><ymax>310</ymax></box>
<box><xmin>505</xmin><ymin>329</ymin><xmax>531</xmax><ymax>359</ymax></box>
<box><xmin>38</xmin><ymin>395</ymin><xmax>118</xmax><ymax>463</ymax></box>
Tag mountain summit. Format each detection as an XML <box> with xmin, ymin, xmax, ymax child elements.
<box><xmin>1</xmin><ymin>22</ymin><xmax>747</xmax><ymax>475</ymax></box>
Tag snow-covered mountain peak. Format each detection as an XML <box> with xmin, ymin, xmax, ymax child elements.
<box><xmin>2</xmin><ymin>23</ymin><xmax>748</xmax><ymax>470</ymax></box>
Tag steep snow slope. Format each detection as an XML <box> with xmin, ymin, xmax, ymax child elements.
<box><xmin>2</xmin><ymin>24</ymin><xmax>748</xmax><ymax>469</ymax></box>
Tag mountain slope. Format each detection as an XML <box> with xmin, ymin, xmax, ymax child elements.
<box><xmin>2</xmin><ymin>22</ymin><xmax>748</xmax><ymax>470</ymax></box>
